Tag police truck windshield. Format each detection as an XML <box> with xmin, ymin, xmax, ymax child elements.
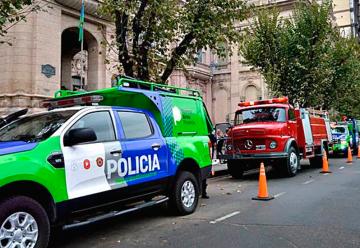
<box><xmin>235</xmin><ymin>107</ymin><xmax>286</xmax><ymax>125</ymax></box>
<box><xmin>331</xmin><ymin>126</ymin><xmax>347</xmax><ymax>134</ymax></box>
<box><xmin>0</xmin><ymin>110</ymin><xmax>78</xmax><ymax>143</ymax></box>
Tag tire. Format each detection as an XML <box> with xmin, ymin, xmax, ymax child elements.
<box><xmin>169</xmin><ymin>171</ymin><xmax>199</xmax><ymax>216</ymax></box>
<box><xmin>227</xmin><ymin>160</ymin><xmax>244</xmax><ymax>179</ymax></box>
<box><xmin>0</xmin><ymin>196</ymin><xmax>50</xmax><ymax>248</ymax></box>
<box><xmin>283</xmin><ymin>146</ymin><xmax>299</xmax><ymax>177</ymax></box>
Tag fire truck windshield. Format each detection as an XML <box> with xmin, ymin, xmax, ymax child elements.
<box><xmin>235</xmin><ymin>107</ymin><xmax>286</xmax><ymax>125</ymax></box>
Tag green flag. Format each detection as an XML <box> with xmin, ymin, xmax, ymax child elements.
<box><xmin>79</xmin><ymin>0</ymin><xmax>85</xmax><ymax>42</ymax></box>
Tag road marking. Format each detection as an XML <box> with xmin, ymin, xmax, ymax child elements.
<box><xmin>339</xmin><ymin>166</ymin><xmax>345</xmax><ymax>170</ymax></box>
<box><xmin>274</xmin><ymin>192</ymin><xmax>286</xmax><ymax>198</ymax></box>
<box><xmin>302</xmin><ymin>179</ymin><xmax>315</xmax><ymax>185</ymax></box>
<box><xmin>210</xmin><ymin>211</ymin><xmax>240</xmax><ymax>224</ymax></box>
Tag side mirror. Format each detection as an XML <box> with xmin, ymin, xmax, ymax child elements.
<box><xmin>64</xmin><ymin>128</ymin><xmax>97</xmax><ymax>146</ymax></box>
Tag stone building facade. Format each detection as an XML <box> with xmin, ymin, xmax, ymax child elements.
<box><xmin>0</xmin><ymin>0</ymin><xmax>114</xmax><ymax>114</ymax></box>
<box><xmin>0</xmin><ymin>0</ymin><xmax>356</xmax><ymax>124</ymax></box>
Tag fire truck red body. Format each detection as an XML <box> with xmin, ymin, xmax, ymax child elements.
<box><xmin>220</xmin><ymin>97</ymin><xmax>332</xmax><ymax>178</ymax></box>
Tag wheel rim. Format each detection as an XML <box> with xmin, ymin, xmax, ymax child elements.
<box><xmin>181</xmin><ymin>180</ymin><xmax>196</xmax><ymax>208</ymax></box>
<box><xmin>0</xmin><ymin>212</ymin><xmax>38</xmax><ymax>248</ymax></box>
<box><xmin>289</xmin><ymin>152</ymin><xmax>298</xmax><ymax>173</ymax></box>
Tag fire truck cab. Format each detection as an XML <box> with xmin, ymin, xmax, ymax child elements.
<box><xmin>220</xmin><ymin>97</ymin><xmax>332</xmax><ymax>178</ymax></box>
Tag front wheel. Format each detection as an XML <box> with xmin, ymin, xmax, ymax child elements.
<box><xmin>283</xmin><ymin>147</ymin><xmax>299</xmax><ymax>177</ymax></box>
<box><xmin>169</xmin><ymin>171</ymin><xmax>199</xmax><ymax>215</ymax></box>
<box><xmin>0</xmin><ymin>196</ymin><xmax>50</xmax><ymax>248</ymax></box>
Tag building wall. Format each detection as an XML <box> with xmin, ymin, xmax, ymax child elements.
<box><xmin>0</xmin><ymin>0</ymin><xmax>356</xmax><ymax>124</ymax></box>
<box><xmin>0</xmin><ymin>0</ymin><xmax>114</xmax><ymax>115</ymax></box>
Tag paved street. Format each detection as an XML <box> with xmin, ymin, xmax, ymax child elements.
<box><xmin>52</xmin><ymin>158</ymin><xmax>360</xmax><ymax>248</ymax></box>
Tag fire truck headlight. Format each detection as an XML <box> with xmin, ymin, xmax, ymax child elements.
<box><xmin>269</xmin><ymin>141</ymin><xmax>277</xmax><ymax>149</ymax></box>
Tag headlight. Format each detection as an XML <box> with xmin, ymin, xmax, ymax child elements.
<box><xmin>269</xmin><ymin>141</ymin><xmax>277</xmax><ymax>149</ymax></box>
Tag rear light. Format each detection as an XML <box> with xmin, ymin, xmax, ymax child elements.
<box><xmin>42</xmin><ymin>95</ymin><xmax>103</xmax><ymax>108</ymax></box>
<box><xmin>238</xmin><ymin>96</ymin><xmax>288</xmax><ymax>107</ymax></box>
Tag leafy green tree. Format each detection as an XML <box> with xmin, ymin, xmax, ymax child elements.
<box><xmin>99</xmin><ymin>0</ymin><xmax>250</xmax><ymax>82</ymax></box>
<box><xmin>241</xmin><ymin>2</ymin><xmax>337</xmax><ymax>107</ymax></box>
<box><xmin>240</xmin><ymin>1</ymin><xmax>360</xmax><ymax>118</ymax></box>
<box><xmin>324</xmin><ymin>37</ymin><xmax>360</xmax><ymax>118</ymax></box>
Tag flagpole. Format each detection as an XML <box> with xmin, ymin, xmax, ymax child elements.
<box><xmin>81</xmin><ymin>32</ymin><xmax>84</xmax><ymax>90</ymax></box>
<box><xmin>79</xmin><ymin>0</ymin><xmax>85</xmax><ymax>90</ymax></box>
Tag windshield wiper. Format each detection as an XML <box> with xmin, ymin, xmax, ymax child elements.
<box><xmin>0</xmin><ymin>109</ymin><xmax>28</xmax><ymax>129</ymax></box>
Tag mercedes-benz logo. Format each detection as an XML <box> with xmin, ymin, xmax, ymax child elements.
<box><xmin>244</xmin><ymin>139</ymin><xmax>253</xmax><ymax>149</ymax></box>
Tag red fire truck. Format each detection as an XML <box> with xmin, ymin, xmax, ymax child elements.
<box><xmin>219</xmin><ymin>97</ymin><xmax>332</xmax><ymax>178</ymax></box>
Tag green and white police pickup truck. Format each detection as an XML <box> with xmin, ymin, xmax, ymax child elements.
<box><xmin>0</xmin><ymin>79</ymin><xmax>213</xmax><ymax>248</ymax></box>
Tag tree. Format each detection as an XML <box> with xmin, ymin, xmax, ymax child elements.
<box><xmin>240</xmin><ymin>1</ymin><xmax>360</xmax><ymax>117</ymax></box>
<box><xmin>0</xmin><ymin>0</ymin><xmax>44</xmax><ymax>45</ymax></box>
<box><xmin>99</xmin><ymin>0</ymin><xmax>250</xmax><ymax>82</ymax></box>
<box><xmin>240</xmin><ymin>2</ymin><xmax>338</xmax><ymax>107</ymax></box>
<box><xmin>324</xmin><ymin>37</ymin><xmax>360</xmax><ymax>118</ymax></box>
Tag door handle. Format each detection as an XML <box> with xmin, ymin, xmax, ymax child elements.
<box><xmin>152</xmin><ymin>143</ymin><xmax>161</xmax><ymax>151</ymax></box>
<box><xmin>110</xmin><ymin>149</ymin><xmax>122</xmax><ymax>155</ymax></box>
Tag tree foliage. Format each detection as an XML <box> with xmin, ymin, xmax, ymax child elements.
<box><xmin>0</xmin><ymin>0</ymin><xmax>44</xmax><ymax>45</ymax></box>
<box><xmin>240</xmin><ymin>1</ymin><xmax>360</xmax><ymax>118</ymax></box>
<box><xmin>99</xmin><ymin>0</ymin><xmax>250</xmax><ymax>82</ymax></box>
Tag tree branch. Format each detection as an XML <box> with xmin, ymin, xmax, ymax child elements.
<box><xmin>115</xmin><ymin>8</ymin><xmax>134</xmax><ymax>77</ymax></box>
<box><xmin>160</xmin><ymin>31</ymin><xmax>195</xmax><ymax>82</ymax></box>
<box><xmin>160</xmin><ymin>0</ymin><xmax>208</xmax><ymax>82</ymax></box>
<box><xmin>132</xmin><ymin>0</ymin><xmax>148</xmax><ymax>73</ymax></box>
<box><xmin>138</xmin><ymin>9</ymin><xmax>157</xmax><ymax>80</ymax></box>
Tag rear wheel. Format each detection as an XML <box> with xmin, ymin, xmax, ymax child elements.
<box><xmin>0</xmin><ymin>196</ymin><xmax>50</xmax><ymax>248</ymax></box>
<box><xmin>169</xmin><ymin>171</ymin><xmax>199</xmax><ymax>215</ymax></box>
<box><xmin>283</xmin><ymin>147</ymin><xmax>299</xmax><ymax>177</ymax></box>
<box><xmin>227</xmin><ymin>160</ymin><xmax>244</xmax><ymax>179</ymax></box>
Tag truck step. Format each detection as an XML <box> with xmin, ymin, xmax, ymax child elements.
<box><xmin>63</xmin><ymin>196</ymin><xmax>169</xmax><ymax>230</ymax></box>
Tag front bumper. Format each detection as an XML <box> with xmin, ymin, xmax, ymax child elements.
<box><xmin>218</xmin><ymin>152</ymin><xmax>288</xmax><ymax>160</ymax></box>
<box><xmin>332</xmin><ymin>144</ymin><xmax>348</xmax><ymax>153</ymax></box>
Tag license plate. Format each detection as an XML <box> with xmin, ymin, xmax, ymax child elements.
<box><xmin>256</xmin><ymin>145</ymin><xmax>266</xmax><ymax>150</ymax></box>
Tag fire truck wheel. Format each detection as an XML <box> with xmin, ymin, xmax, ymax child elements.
<box><xmin>227</xmin><ymin>160</ymin><xmax>244</xmax><ymax>179</ymax></box>
<box><xmin>283</xmin><ymin>147</ymin><xmax>299</xmax><ymax>177</ymax></box>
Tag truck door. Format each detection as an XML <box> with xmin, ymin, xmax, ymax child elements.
<box><xmin>62</xmin><ymin>110</ymin><xmax>122</xmax><ymax>199</ymax></box>
<box><xmin>114</xmin><ymin>110</ymin><xmax>169</xmax><ymax>188</ymax></box>
<box><xmin>287</xmin><ymin>108</ymin><xmax>297</xmax><ymax>138</ymax></box>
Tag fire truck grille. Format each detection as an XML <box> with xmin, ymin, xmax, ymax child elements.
<box><xmin>234</xmin><ymin>139</ymin><xmax>266</xmax><ymax>151</ymax></box>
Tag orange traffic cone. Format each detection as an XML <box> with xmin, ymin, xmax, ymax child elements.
<box><xmin>357</xmin><ymin>146</ymin><xmax>360</xmax><ymax>159</ymax></box>
<box><xmin>320</xmin><ymin>149</ymin><xmax>331</xmax><ymax>174</ymax></box>
<box><xmin>252</xmin><ymin>162</ymin><xmax>274</xmax><ymax>201</ymax></box>
<box><xmin>347</xmin><ymin>146</ymin><xmax>353</xmax><ymax>164</ymax></box>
